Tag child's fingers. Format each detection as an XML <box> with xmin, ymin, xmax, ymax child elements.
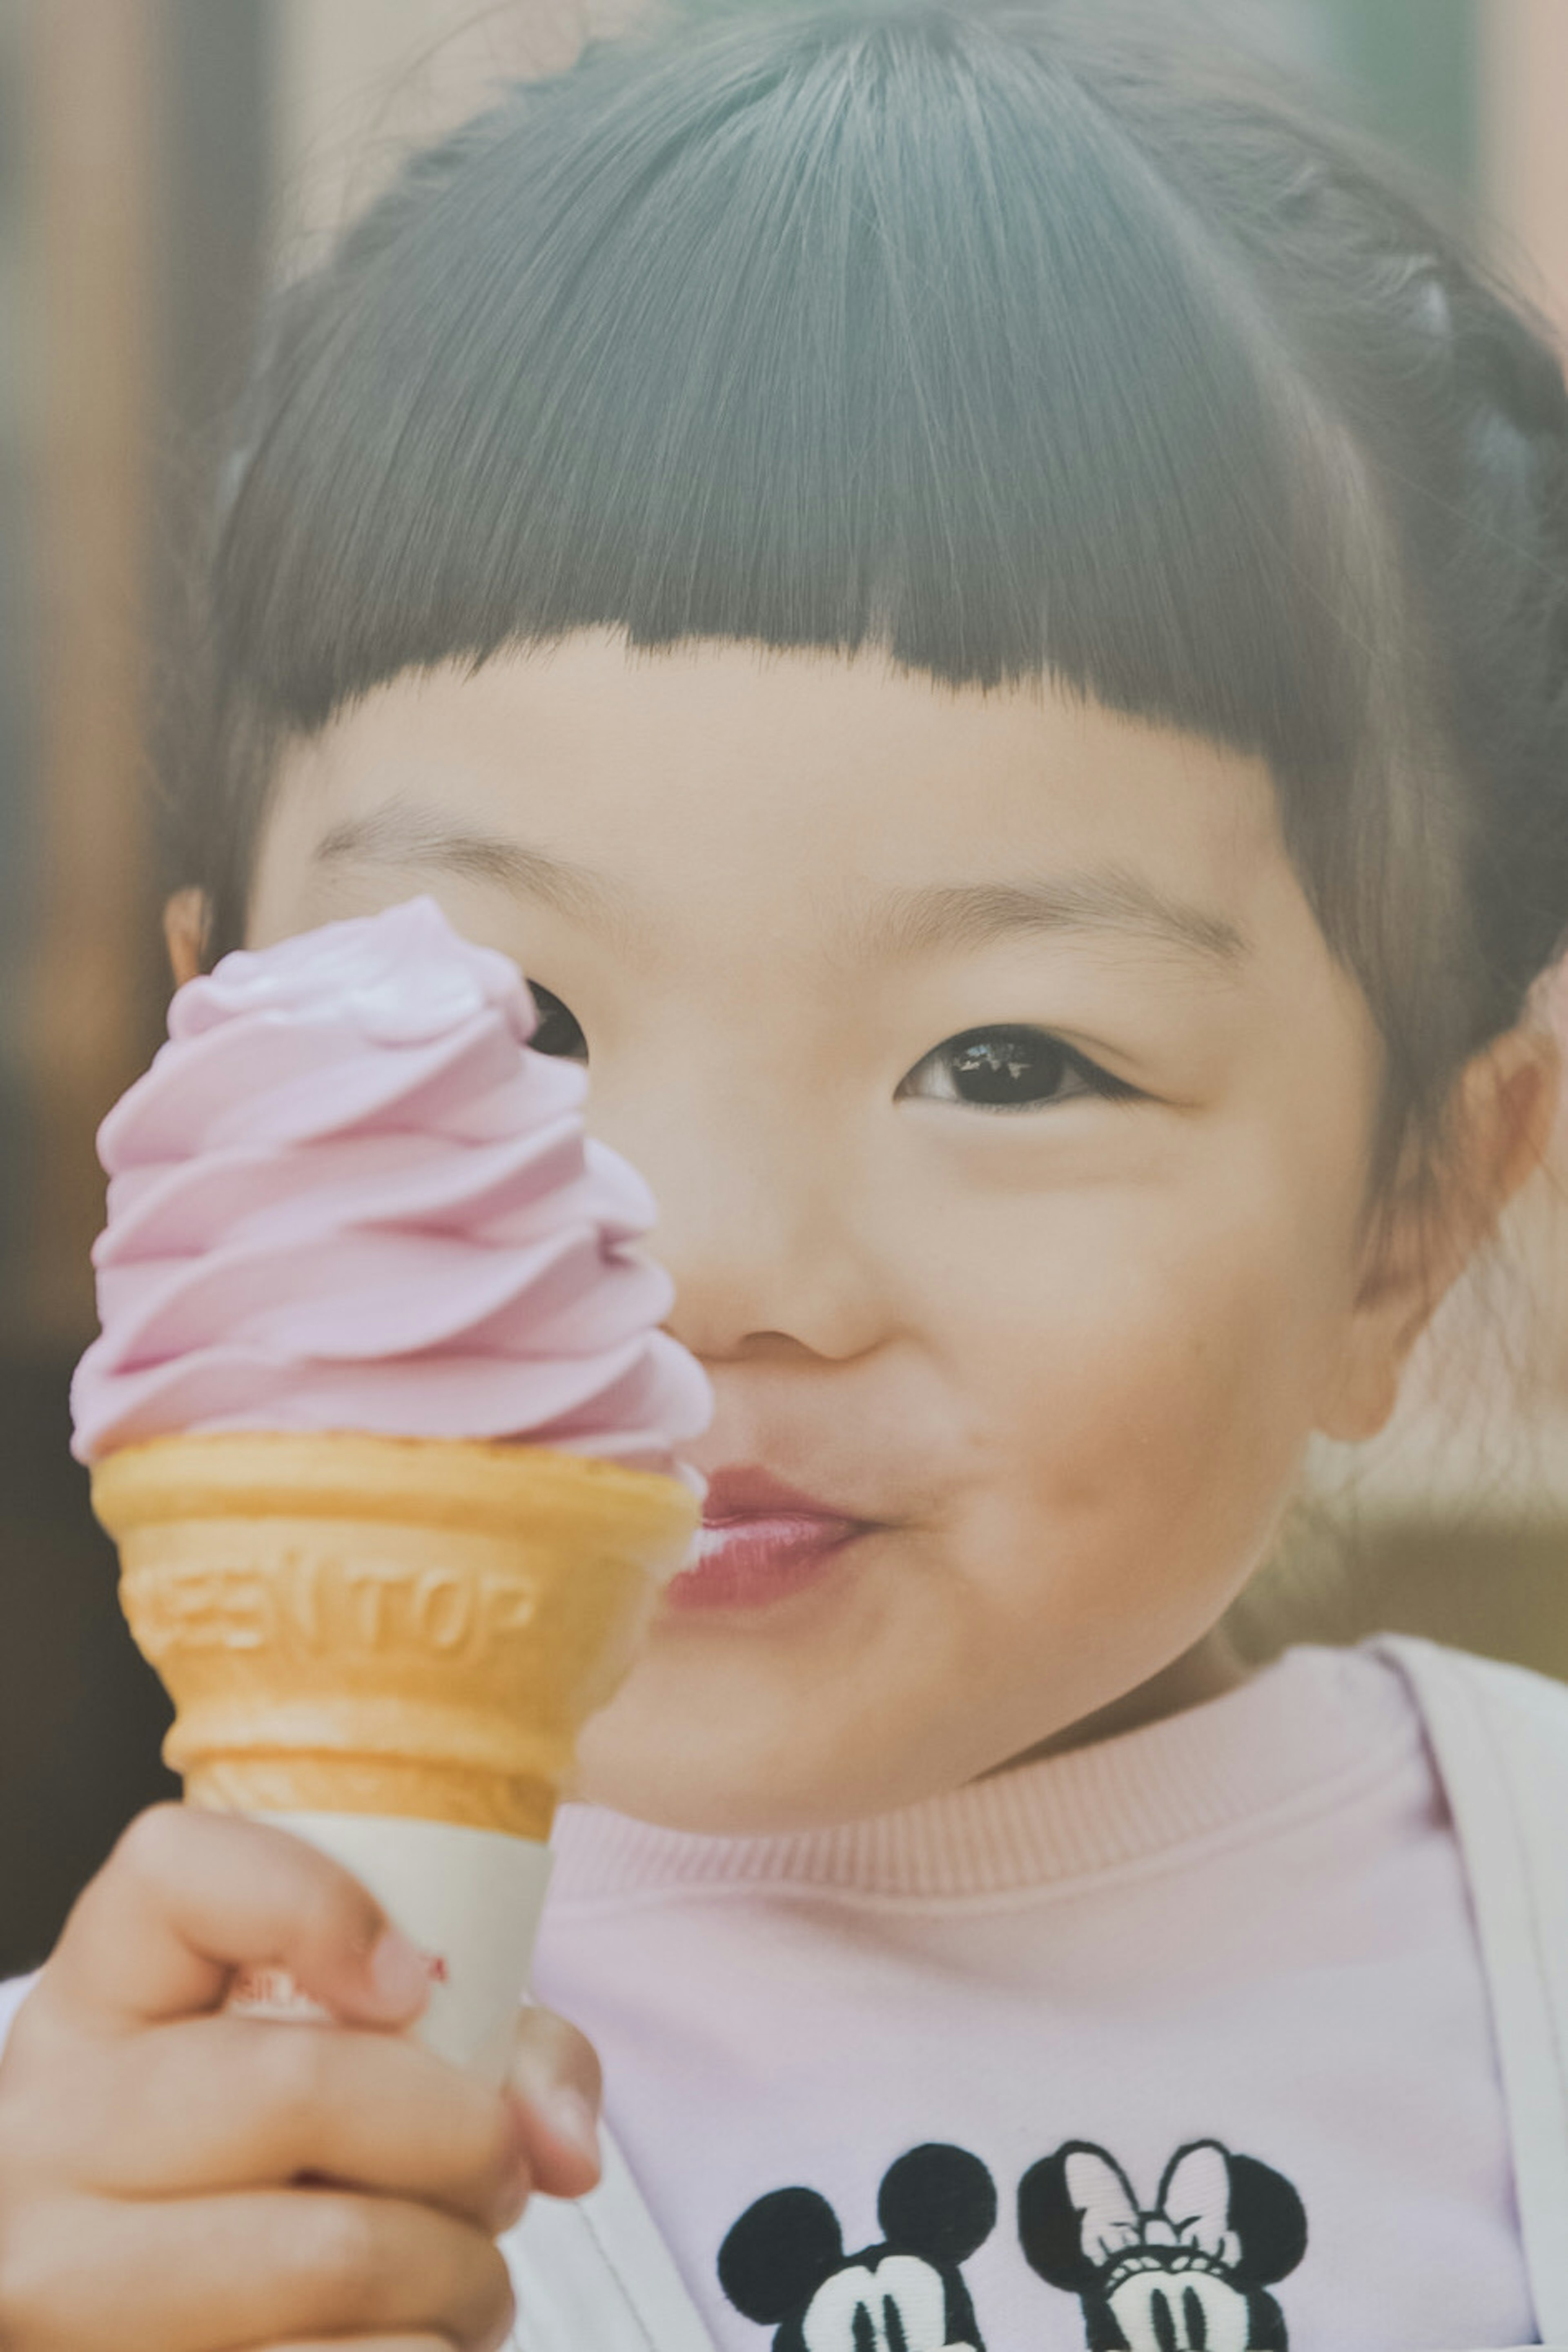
<box><xmin>53</xmin><ymin>2015</ymin><xmax>531</xmax><ymax>2233</ymax></box>
<box><xmin>42</xmin><ymin>1806</ymin><xmax>430</xmax><ymax>2032</ymax></box>
<box><xmin>506</xmin><ymin>2005</ymin><xmax>603</xmax><ymax>2198</ymax></box>
<box><xmin>0</xmin><ymin>2189</ymin><xmax>514</xmax><ymax>2352</ymax></box>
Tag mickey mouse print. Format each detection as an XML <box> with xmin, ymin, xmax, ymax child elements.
<box><xmin>718</xmin><ymin>2144</ymin><xmax>997</xmax><ymax>2351</ymax></box>
<box><xmin>717</xmin><ymin>2138</ymin><xmax>1307</xmax><ymax>2352</ymax></box>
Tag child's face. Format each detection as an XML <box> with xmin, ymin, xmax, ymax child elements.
<box><xmin>250</xmin><ymin>629</ymin><xmax>1396</xmax><ymax>1831</ymax></box>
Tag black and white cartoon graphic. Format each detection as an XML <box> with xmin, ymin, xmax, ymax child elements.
<box><xmin>718</xmin><ymin>2143</ymin><xmax>998</xmax><ymax>2352</ymax></box>
<box><xmin>1017</xmin><ymin>2139</ymin><xmax>1307</xmax><ymax>2352</ymax></box>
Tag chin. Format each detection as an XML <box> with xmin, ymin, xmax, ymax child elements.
<box><xmin>575</xmin><ymin>1698</ymin><xmax>875</xmax><ymax>1837</ymax></box>
<box><xmin>572</xmin><ymin>1741</ymin><xmax>854</xmax><ymax>1837</ymax></box>
<box><xmin>572</xmin><ymin>1664</ymin><xmax>987</xmax><ymax>1836</ymax></box>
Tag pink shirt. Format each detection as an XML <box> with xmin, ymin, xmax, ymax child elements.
<box><xmin>534</xmin><ymin>1643</ymin><xmax>1535</xmax><ymax>2350</ymax></box>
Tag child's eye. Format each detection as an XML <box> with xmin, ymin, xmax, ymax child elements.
<box><xmin>897</xmin><ymin>1025</ymin><xmax>1137</xmax><ymax>1112</ymax></box>
<box><xmin>527</xmin><ymin>982</ymin><xmax>589</xmax><ymax>1061</ymax></box>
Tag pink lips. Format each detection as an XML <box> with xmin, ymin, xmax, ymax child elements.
<box><xmin>666</xmin><ymin>1466</ymin><xmax>876</xmax><ymax>1613</ymax></box>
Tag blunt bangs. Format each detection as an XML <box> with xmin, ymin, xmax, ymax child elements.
<box><xmin>217</xmin><ymin>4</ymin><xmax>1380</xmax><ymax>794</ymax></box>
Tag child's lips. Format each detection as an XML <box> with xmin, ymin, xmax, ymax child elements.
<box><xmin>666</xmin><ymin>1463</ymin><xmax>882</xmax><ymax>1612</ymax></box>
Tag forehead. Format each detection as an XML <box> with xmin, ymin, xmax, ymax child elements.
<box><xmin>258</xmin><ymin>629</ymin><xmax>1293</xmax><ymax>944</ymax></box>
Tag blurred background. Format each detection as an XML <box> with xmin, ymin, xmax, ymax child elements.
<box><xmin>1</xmin><ymin>0</ymin><xmax>1566</xmax><ymax>1976</ymax></box>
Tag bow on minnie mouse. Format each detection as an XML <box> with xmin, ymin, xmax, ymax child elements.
<box><xmin>1017</xmin><ymin>2139</ymin><xmax>1307</xmax><ymax>2352</ymax></box>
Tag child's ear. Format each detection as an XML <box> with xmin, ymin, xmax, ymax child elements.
<box><xmin>1316</xmin><ymin>1022</ymin><xmax>1561</xmax><ymax>1443</ymax></box>
<box><xmin>163</xmin><ymin>888</ymin><xmax>210</xmax><ymax>986</ymax></box>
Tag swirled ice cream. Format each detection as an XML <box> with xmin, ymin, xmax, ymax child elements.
<box><xmin>70</xmin><ymin>897</ymin><xmax>710</xmax><ymax>1473</ymax></box>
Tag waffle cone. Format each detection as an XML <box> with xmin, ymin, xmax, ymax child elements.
<box><xmin>93</xmin><ymin>1431</ymin><xmax>699</xmax><ymax>1842</ymax></box>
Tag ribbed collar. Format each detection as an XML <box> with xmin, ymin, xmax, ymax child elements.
<box><xmin>549</xmin><ymin>1642</ymin><xmax>1420</xmax><ymax>1905</ymax></box>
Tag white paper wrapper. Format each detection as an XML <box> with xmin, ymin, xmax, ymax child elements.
<box><xmin>227</xmin><ymin>1811</ymin><xmax>552</xmax><ymax>2081</ymax></box>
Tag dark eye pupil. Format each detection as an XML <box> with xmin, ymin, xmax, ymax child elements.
<box><xmin>948</xmin><ymin>1027</ymin><xmax>1065</xmax><ymax>1104</ymax></box>
<box><xmin>528</xmin><ymin>984</ymin><xmax>588</xmax><ymax>1060</ymax></box>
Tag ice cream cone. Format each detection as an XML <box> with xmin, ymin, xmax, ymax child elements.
<box><xmin>74</xmin><ymin>904</ymin><xmax>713</xmax><ymax>2075</ymax></box>
<box><xmin>95</xmin><ymin>1428</ymin><xmax>699</xmax><ymax>1843</ymax></box>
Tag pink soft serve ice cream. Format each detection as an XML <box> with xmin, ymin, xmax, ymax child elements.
<box><xmin>71</xmin><ymin>897</ymin><xmax>711</xmax><ymax>1472</ymax></box>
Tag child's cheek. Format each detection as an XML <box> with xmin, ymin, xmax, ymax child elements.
<box><xmin>933</xmin><ymin>1151</ymin><xmax>1346</xmax><ymax>1645</ymax></box>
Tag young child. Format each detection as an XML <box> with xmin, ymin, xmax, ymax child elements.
<box><xmin>3</xmin><ymin>3</ymin><xmax>1568</xmax><ymax>2347</ymax></box>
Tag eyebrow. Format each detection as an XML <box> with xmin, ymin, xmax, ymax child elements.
<box><xmin>314</xmin><ymin>804</ymin><xmax>620</xmax><ymax>927</ymax></box>
<box><xmin>864</xmin><ymin>872</ymin><xmax>1250</xmax><ymax>971</ymax></box>
<box><xmin>317</xmin><ymin>803</ymin><xmax>1248</xmax><ymax>972</ymax></box>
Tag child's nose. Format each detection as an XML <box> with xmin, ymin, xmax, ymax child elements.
<box><xmin>603</xmin><ymin>1094</ymin><xmax>889</xmax><ymax>1365</ymax></box>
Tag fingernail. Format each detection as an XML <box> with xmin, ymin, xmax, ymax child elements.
<box><xmin>369</xmin><ymin>1927</ymin><xmax>431</xmax><ymax>2014</ymax></box>
<box><xmin>544</xmin><ymin>2084</ymin><xmax>601</xmax><ymax>2168</ymax></box>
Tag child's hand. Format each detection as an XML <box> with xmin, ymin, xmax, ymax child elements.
<box><xmin>0</xmin><ymin>1804</ymin><xmax>603</xmax><ymax>2352</ymax></box>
